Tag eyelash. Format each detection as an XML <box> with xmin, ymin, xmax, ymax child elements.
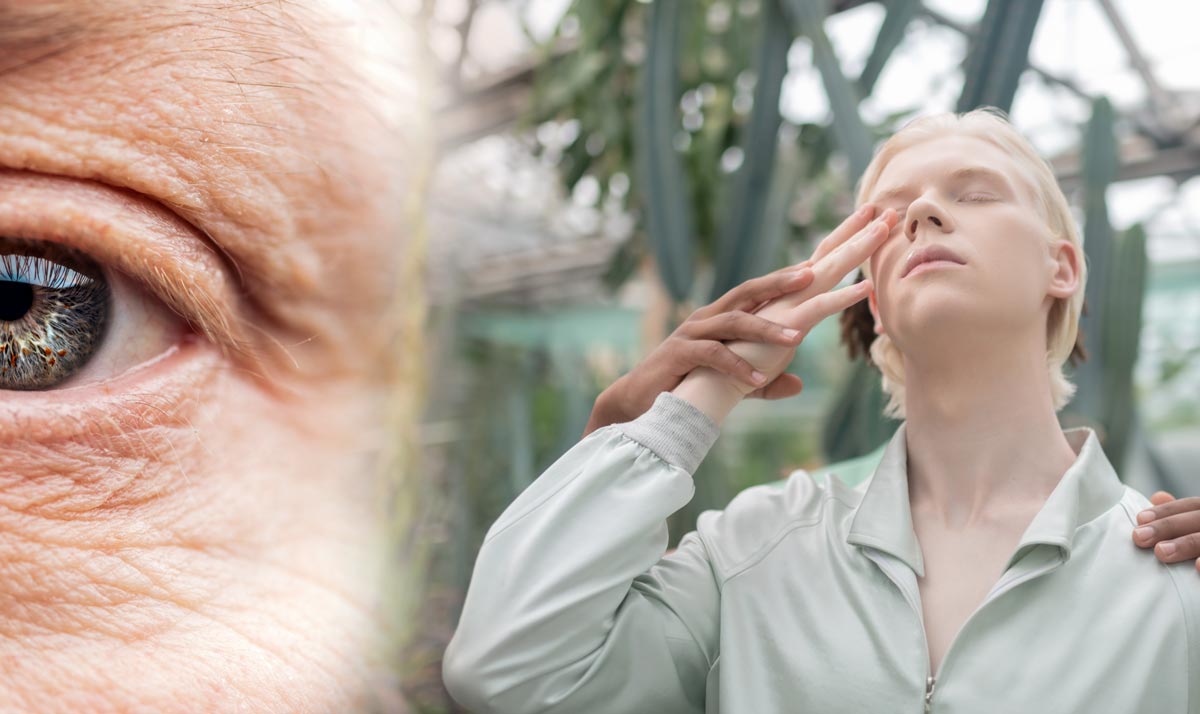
<box><xmin>0</xmin><ymin>253</ymin><xmax>92</xmax><ymax>289</ymax></box>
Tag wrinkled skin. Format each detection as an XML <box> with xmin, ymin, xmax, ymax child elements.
<box><xmin>0</xmin><ymin>1</ymin><xmax>416</xmax><ymax>711</ymax></box>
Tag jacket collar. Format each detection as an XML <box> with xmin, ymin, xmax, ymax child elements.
<box><xmin>845</xmin><ymin>421</ymin><xmax>1125</xmax><ymax>577</ymax></box>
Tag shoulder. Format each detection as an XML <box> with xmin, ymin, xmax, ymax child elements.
<box><xmin>694</xmin><ymin>469</ymin><xmax>856</xmax><ymax>579</ymax></box>
<box><xmin>1111</xmin><ymin>486</ymin><xmax>1200</xmax><ymax>633</ymax></box>
<box><xmin>1115</xmin><ymin>484</ymin><xmax>1154</xmax><ymax>516</ymax></box>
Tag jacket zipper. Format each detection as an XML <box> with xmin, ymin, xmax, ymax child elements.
<box><xmin>866</xmin><ymin>546</ymin><xmax>1063</xmax><ymax>714</ymax></box>
<box><xmin>863</xmin><ymin>549</ymin><xmax>935</xmax><ymax>713</ymax></box>
<box><xmin>925</xmin><ymin>551</ymin><xmax>1065</xmax><ymax>713</ymax></box>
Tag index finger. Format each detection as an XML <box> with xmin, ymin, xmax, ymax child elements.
<box><xmin>1137</xmin><ymin>496</ymin><xmax>1200</xmax><ymax>524</ymax></box>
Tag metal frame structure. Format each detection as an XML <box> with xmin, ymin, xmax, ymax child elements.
<box><xmin>434</xmin><ymin>0</ymin><xmax>1200</xmax><ymax>189</ymax></box>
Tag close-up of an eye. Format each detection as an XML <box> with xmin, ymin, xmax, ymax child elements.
<box><xmin>0</xmin><ymin>238</ymin><xmax>108</xmax><ymax>391</ymax></box>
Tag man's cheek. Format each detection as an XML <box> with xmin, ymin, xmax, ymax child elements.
<box><xmin>0</xmin><ymin>362</ymin><xmax>262</xmax><ymax>644</ymax></box>
<box><xmin>2</xmin><ymin>441</ymin><xmax>173</xmax><ymax>520</ymax></box>
<box><xmin>0</xmin><ymin>440</ymin><xmax>234</xmax><ymax>643</ymax></box>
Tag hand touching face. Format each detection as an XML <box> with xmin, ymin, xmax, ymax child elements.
<box><xmin>0</xmin><ymin>1</ymin><xmax>416</xmax><ymax>711</ymax></box>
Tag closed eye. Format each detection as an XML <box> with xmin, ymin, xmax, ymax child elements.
<box><xmin>960</xmin><ymin>193</ymin><xmax>997</xmax><ymax>202</ymax></box>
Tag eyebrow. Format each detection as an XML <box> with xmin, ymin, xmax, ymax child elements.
<box><xmin>870</xmin><ymin>166</ymin><xmax>1013</xmax><ymax>205</ymax></box>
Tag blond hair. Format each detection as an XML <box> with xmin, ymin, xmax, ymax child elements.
<box><xmin>855</xmin><ymin>107</ymin><xmax>1087</xmax><ymax>420</ymax></box>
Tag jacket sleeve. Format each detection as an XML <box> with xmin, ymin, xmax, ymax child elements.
<box><xmin>442</xmin><ymin>391</ymin><xmax>723</xmax><ymax>714</ymax></box>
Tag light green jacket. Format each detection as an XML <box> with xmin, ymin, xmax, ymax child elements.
<box><xmin>444</xmin><ymin>392</ymin><xmax>1200</xmax><ymax>713</ymax></box>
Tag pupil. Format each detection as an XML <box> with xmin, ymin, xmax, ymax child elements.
<box><xmin>0</xmin><ymin>281</ymin><xmax>34</xmax><ymax>321</ymax></box>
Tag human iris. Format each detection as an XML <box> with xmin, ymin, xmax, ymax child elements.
<box><xmin>0</xmin><ymin>239</ymin><xmax>109</xmax><ymax>390</ymax></box>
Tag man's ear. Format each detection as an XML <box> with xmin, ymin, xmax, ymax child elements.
<box><xmin>868</xmin><ymin>286</ymin><xmax>885</xmax><ymax>336</ymax></box>
<box><xmin>1047</xmin><ymin>239</ymin><xmax>1081</xmax><ymax>300</ymax></box>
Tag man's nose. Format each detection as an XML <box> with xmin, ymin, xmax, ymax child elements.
<box><xmin>904</xmin><ymin>196</ymin><xmax>953</xmax><ymax>240</ymax></box>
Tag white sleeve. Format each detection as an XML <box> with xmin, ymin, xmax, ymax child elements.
<box><xmin>442</xmin><ymin>391</ymin><xmax>723</xmax><ymax>714</ymax></box>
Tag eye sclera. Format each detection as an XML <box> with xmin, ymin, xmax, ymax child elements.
<box><xmin>46</xmin><ymin>261</ymin><xmax>192</xmax><ymax>392</ymax></box>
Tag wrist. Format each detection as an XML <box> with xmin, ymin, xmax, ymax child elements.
<box><xmin>670</xmin><ymin>367</ymin><xmax>745</xmax><ymax>427</ymax></box>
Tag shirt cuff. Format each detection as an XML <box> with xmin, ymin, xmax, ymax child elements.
<box><xmin>616</xmin><ymin>391</ymin><xmax>721</xmax><ymax>475</ymax></box>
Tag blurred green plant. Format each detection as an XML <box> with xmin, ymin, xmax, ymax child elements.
<box><xmin>1061</xmin><ymin>97</ymin><xmax>1172</xmax><ymax>481</ymax></box>
<box><xmin>1100</xmin><ymin>222</ymin><xmax>1148</xmax><ymax>471</ymax></box>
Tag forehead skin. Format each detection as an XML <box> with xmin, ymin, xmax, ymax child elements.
<box><xmin>868</xmin><ymin>134</ymin><xmax>1043</xmax><ymax>216</ymax></box>
<box><xmin>0</xmin><ymin>0</ymin><xmax>417</xmax><ymax>380</ymax></box>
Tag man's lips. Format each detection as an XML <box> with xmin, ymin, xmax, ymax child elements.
<box><xmin>902</xmin><ymin>245</ymin><xmax>966</xmax><ymax>278</ymax></box>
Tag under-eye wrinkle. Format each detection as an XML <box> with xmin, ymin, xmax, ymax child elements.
<box><xmin>0</xmin><ymin>238</ymin><xmax>109</xmax><ymax>390</ymax></box>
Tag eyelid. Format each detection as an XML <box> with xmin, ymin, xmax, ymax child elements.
<box><xmin>0</xmin><ymin>170</ymin><xmax>251</xmax><ymax>361</ymax></box>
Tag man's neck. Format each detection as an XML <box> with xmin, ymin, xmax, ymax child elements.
<box><xmin>900</xmin><ymin>343</ymin><xmax>1081</xmax><ymax>530</ymax></box>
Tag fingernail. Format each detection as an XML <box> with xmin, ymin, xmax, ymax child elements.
<box><xmin>751</xmin><ymin>371</ymin><xmax>766</xmax><ymax>385</ymax></box>
<box><xmin>1159</xmin><ymin>541</ymin><xmax>1177</xmax><ymax>557</ymax></box>
<box><xmin>782</xmin><ymin>328</ymin><xmax>799</xmax><ymax>339</ymax></box>
<box><xmin>1138</xmin><ymin>509</ymin><xmax>1157</xmax><ymax>523</ymax></box>
<box><xmin>1135</xmin><ymin>526</ymin><xmax>1155</xmax><ymax>540</ymax></box>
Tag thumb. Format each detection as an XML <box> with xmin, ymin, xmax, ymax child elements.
<box><xmin>757</xmin><ymin>373</ymin><xmax>804</xmax><ymax>400</ymax></box>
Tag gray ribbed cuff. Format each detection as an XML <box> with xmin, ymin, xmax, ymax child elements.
<box><xmin>616</xmin><ymin>391</ymin><xmax>721</xmax><ymax>474</ymax></box>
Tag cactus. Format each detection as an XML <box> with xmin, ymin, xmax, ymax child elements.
<box><xmin>957</xmin><ymin>0</ymin><xmax>1046</xmax><ymax>113</ymax></box>
<box><xmin>1100</xmin><ymin>223</ymin><xmax>1147</xmax><ymax>471</ymax></box>
<box><xmin>634</xmin><ymin>0</ymin><xmax>695</xmax><ymax>304</ymax></box>
<box><xmin>709</xmin><ymin>0</ymin><xmax>791</xmax><ymax>300</ymax></box>
<box><xmin>1067</xmin><ymin>97</ymin><xmax>1118</xmax><ymax>426</ymax></box>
